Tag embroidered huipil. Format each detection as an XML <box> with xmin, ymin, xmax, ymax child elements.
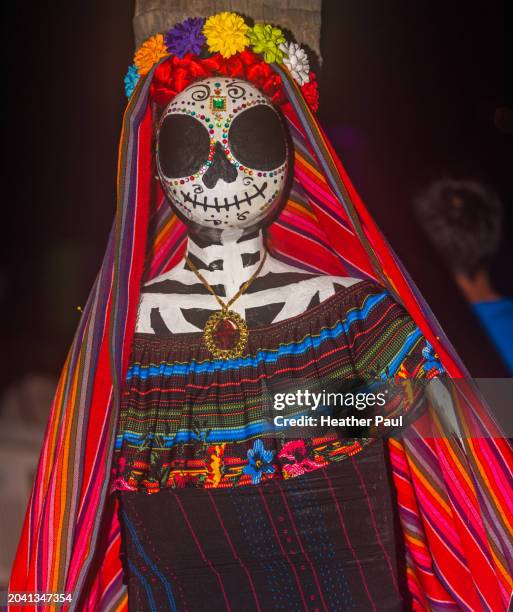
<box><xmin>112</xmin><ymin>280</ymin><xmax>442</xmax><ymax>493</ymax></box>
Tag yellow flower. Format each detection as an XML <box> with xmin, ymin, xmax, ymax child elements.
<box><xmin>203</xmin><ymin>12</ymin><xmax>249</xmax><ymax>58</ymax></box>
<box><xmin>134</xmin><ymin>33</ymin><xmax>167</xmax><ymax>76</ymax></box>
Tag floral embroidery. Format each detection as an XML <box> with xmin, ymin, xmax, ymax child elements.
<box><xmin>242</xmin><ymin>439</ymin><xmax>275</xmax><ymax>484</ymax></box>
<box><xmin>172</xmin><ymin>473</ymin><xmax>200</xmax><ymax>488</ymax></box>
<box><xmin>111</xmin><ymin>475</ymin><xmax>133</xmax><ymax>490</ymax></box>
<box><xmin>113</xmin><ymin>436</ymin><xmax>369</xmax><ymax>493</ymax></box>
<box><xmin>422</xmin><ymin>341</ymin><xmax>445</xmax><ymax>373</ymax></box>
<box><xmin>206</xmin><ymin>443</ymin><xmax>226</xmax><ymax>487</ymax></box>
<box><xmin>278</xmin><ymin>440</ymin><xmax>319</xmax><ymax>478</ymax></box>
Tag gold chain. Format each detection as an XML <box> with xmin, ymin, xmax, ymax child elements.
<box><xmin>185</xmin><ymin>251</ymin><xmax>268</xmax><ymax>311</ymax></box>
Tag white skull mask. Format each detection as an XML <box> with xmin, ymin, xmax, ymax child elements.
<box><xmin>156</xmin><ymin>77</ymin><xmax>289</xmax><ymax>231</ymax></box>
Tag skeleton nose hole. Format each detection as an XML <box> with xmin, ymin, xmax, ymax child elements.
<box><xmin>202</xmin><ymin>141</ymin><xmax>237</xmax><ymax>189</ymax></box>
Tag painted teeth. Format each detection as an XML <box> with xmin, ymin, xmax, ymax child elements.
<box><xmin>179</xmin><ymin>182</ymin><xmax>268</xmax><ymax>210</ymax></box>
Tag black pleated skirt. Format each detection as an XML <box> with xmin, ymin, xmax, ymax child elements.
<box><xmin>118</xmin><ymin>440</ymin><xmax>406</xmax><ymax>611</ymax></box>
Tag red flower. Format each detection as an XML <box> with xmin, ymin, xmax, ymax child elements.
<box><xmin>149</xmin><ymin>50</ymin><xmax>286</xmax><ymax>108</ymax></box>
<box><xmin>301</xmin><ymin>72</ymin><xmax>319</xmax><ymax>112</ymax></box>
<box><xmin>151</xmin><ymin>53</ymin><xmax>213</xmax><ymax>106</ymax></box>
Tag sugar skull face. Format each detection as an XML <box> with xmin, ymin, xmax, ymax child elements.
<box><xmin>156</xmin><ymin>77</ymin><xmax>289</xmax><ymax>231</ymax></box>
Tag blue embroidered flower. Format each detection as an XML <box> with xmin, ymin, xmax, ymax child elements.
<box><xmin>124</xmin><ymin>63</ymin><xmax>140</xmax><ymax>98</ymax></box>
<box><xmin>165</xmin><ymin>17</ymin><xmax>206</xmax><ymax>58</ymax></box>
<box><xmin>242</xmin><ymin>439</ymin><xmax>275</xmax><ymax>484</ymax></box>
<box><xmin>422</xmin><ymin>341</ymin><xmax>444</xmax><ymax>373</ymax></box>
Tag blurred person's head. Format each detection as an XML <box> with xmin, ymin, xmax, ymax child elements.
<box><xmin>414</xmin><ymin>178</ymin><xmax>503</xmax><ymax>302</ymax></box>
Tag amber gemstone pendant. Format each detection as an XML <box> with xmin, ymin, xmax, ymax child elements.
<box><xmin>203</xmin><ymin>308</ymin><xmax>249</xmax><ymax>359</ymax></box>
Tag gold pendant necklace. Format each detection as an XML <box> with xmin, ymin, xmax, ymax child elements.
<box><xmin>185</xmin><ymin>251</ymin><xmax>268</xmax><ymax>359</ymax></box>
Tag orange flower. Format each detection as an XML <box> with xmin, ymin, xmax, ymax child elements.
<box><xmin>134</xmin><ymin>33</ymin><xmax>168</xmax><ymax>76</ymax></box>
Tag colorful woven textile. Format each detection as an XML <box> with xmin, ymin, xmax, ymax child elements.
<box><xmin>9</xmin><ymin>57</ymin><xmax>513</xmax><ymax>612</ymax></box>
<box><xmin>112</xmin><ymin>281</ymin><xmax>440</xmax><ymax>494</ymax></box>
<box><xmin>117</xmin><ymin>440</ymin><xmax>403</xmax><ymax>611</ymax></box>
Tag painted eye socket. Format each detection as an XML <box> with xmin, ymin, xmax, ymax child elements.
<box><xmin>158</xmin><ymin>114</ymin><xmax>210</xmax><ymax>178</ymax></box>
<box><xmin>228</xmin><ymin>105</ymin><xmax>287</xmax><ymax>171</ymax></box>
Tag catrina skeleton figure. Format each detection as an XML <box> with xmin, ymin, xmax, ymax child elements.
<box><xmin>138</xmin><ymin>78</ymin><xmax>359</xmax><ymax>349</ymax></box>
<box><xmin>120</xmin><ymin>77</ymin><xmax>411</xmax><ymax>611</ymax></box>
<box><xmin>110</xmin><ymin>75</ymin><xmax>500</xmax><ymax>610</ymax></box>
<box><xmin>10</xmin><ymin>13</ymin><xmax>513</xmax><ymax>612</ymax></box>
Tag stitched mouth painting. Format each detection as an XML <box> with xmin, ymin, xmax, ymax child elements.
<box><xmin>180</xmin><ymin>180</ymin><xmax>268</xmax><ymax>214</ymax></box>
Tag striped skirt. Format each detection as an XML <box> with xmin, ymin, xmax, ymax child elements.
<box><xmin>117</xmin><ymin>440</ymin><xmax>406</xmax><ymax>611</ymax></box>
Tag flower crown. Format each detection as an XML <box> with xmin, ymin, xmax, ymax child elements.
<box><xmin>124</xmin><ymin>12</ymin><xmax>319</xmax><ymax>112</ymax></box>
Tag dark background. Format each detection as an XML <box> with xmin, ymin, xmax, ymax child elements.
<box><xmin>1</xmin><ymin>0</ymin><xmax>511</xmax><ymax>385</ymax></box>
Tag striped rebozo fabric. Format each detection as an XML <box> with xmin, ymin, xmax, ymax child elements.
<box><xmin>9</xmin><ymin>59</ymin><xmax>513</xmax><ymax>611</ymax></box>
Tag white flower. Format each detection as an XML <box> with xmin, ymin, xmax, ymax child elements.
<box><xmin>279</xmin><ymin>41</ymin><xmax>310</xmax><ymax>85</ymax></box>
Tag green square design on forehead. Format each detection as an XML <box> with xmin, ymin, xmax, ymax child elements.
<box><xmin>210</xmin><ymin>96</ymin><xmax>227</xmax><ymax>112</ymax></box>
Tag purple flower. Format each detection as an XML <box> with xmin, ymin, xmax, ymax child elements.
<box><xmin>165</xmin><ymin>17</ymin><xmax>206</xmax><ymax>58</ymax></box>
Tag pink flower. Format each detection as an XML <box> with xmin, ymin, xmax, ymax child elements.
<box><xmin>278</xmin><ymin>440</ymin><xmax>319</xmax><ymax>477</ymax></box>
<box><xmin>111</xmin><ymin>477</ymin><xmax>136</xmax><ymax>492</ymax></box>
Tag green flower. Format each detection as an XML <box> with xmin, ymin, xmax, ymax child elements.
<box><xmin>247</xmin><ymin>23</ymin><xmax>286</xmax><ymax>63</ymax></box>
